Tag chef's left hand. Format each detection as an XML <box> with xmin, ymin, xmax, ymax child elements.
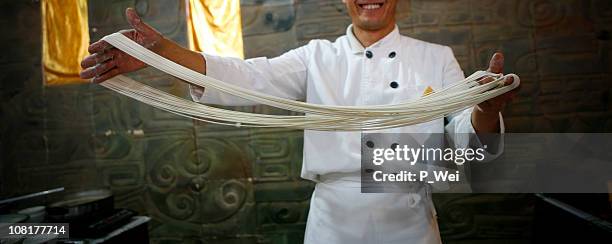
<box><xmin>471</xmin><ymin>52</ymin><xmax>519</xmax><ymax>133</ymax></box>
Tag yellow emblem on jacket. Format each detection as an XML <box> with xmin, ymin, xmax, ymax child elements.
<box><xmin>423</xmin><ymin>86</ymin><xmax>434</xmax><ymax>96</ymax></box>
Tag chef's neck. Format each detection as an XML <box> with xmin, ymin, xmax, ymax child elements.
<box><xmin>352</xmin><ymin>22</ymin><xmax>396</xmax><ymax>48</ymax></box>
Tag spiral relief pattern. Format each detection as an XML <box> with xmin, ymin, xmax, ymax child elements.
<box><xmin>215</xmin><ymin>180</ymin><xmax>247</xmax><ymax>212</ymax></box>
<box><xmin>518</xmin><ymin>0</ymin><xmax>564</xmax><ymax>28</ymax></box>
<box><xmin>165</xmin><ymin>192</ymin><xmax>197</xmax><ymax>220</ymax></box>
<box><xmin>144</xmin><ymin>135</ymin><xmax>251</xmax><ymax>226</ymax></box>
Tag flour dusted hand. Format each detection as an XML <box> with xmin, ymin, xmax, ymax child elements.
<box><xmin>80</xmin><ymin>8</ymin><xmax>162</xmax><ymax>83</ymax></box>
<box><xmin>476</xmin><ymin>53</ymin><xmax>518</xmax><ymax>114</ymax></box>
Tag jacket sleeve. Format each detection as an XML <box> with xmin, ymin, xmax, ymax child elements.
<box><xmin>441</xmin><ymin>46</ymin><xmax>505</xmax><ymax>160</ymax></box>
<box><xmin>189</xmin><ymin>44</ymin><xmax>309</xmax><ymax>106</ymax></box>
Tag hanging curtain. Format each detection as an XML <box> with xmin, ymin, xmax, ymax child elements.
<box><xmin>42</xmin><ymin>0</ymin><xmax>90</xmax><ymax>85</ymax></box>
<box><xmin>187</xmin><ymin>0</ymin><xmax>244</xmax><ymax>59</ymax></box>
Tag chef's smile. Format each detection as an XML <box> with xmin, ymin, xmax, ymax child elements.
<box><xmin>357</xmin><ymin>0</ymin><xmax>386</xmax><ymax>14</ymax></box>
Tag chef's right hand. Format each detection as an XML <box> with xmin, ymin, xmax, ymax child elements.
<box><xmin>80</xmin><ymin>8</ymin><xmax>163</xmax><ymax>83</ymax></box>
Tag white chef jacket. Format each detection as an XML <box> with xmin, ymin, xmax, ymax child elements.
<box><xmin>191</xmin><ymin>25</ymin><xmax>504</xmax><ymax>244</ymax></box>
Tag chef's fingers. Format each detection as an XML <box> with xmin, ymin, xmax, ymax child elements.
<box><xmin>88</xmin><ymin>39</ymin><xmax>111</xmax><ymax>54</ymax></box>
<box><xmin>92</xmin><ymin>67</ymin><xmax>120</xmax><ymax>83</ymax></box>
<box><xmin>126</xmin><ymin>8</ymin><xmax>158</xmax><ymax>37</ymax></box>
<box><xmin>80</xmin><ymin>58</ymin><xmax>116</xmax><ymax>80</ymax></box>
<box><xmin>478</xmin><ymin>76</ymin><xmax>494</xmax><ymax>85</ymax></box>
<box><xmin>80</xmin><ymin>51</ymin><xmax>114</xmax><ymax>69</ymax></box>
<box><xmin>504</xmin><ymin>76</ymin><xmax>514</xmax><ymax>86</ymax></box>
<box><xmin>487</xmin><ymin>52</ymin><xmax>504</xmax><ymax>74</ymax></box>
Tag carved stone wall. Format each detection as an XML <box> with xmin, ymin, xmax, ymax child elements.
<box><xmin>1</xmin><ymin>0</ymin><xmax>611</xmax><ymax>243</ymax></box>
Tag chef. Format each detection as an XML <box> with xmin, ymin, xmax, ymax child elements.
<box><xmin>80</xmin><ymin>1</ymin><xmax>516</xmax><ymax>243</ymax></box>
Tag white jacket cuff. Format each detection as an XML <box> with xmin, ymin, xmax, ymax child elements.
<box><xmin>468</xmin><ymin>112</ymin><xmax>505</xmax><ymax>161</ymax></box>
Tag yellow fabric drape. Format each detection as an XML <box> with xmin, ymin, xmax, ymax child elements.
<box><xmin>42</xmin><ymin>0</ymin><xmax>90</xmax><ymax>85</ymax></box>
<box><xmin>187</xmin><ymin>0</ymin><xmax>244</xmax><ymax>59</ymax></box>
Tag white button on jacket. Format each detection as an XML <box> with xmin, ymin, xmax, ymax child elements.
<box><xmin>192</xmin><ymin>25</ymin><xmax>504</xmax><ymax>244</ymax></box>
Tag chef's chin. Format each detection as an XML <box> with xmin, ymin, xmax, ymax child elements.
<box><xmin>352</xmin><ymin>0</ymin><xmax>396</xmax><ymax>31</ymax></box>
<box><xmin>354</xmin><ymin>16</ymin><xmax>391</xmax><ymax>31</ymax></box>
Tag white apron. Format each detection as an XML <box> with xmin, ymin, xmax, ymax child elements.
<box><xmin>303</xmin><ymin>174</ymin><xmax>441</xmax><ymax>244</ymax></box>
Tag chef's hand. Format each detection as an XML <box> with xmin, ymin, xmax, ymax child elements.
<box><xmin>80</xmin><ymin>8</ymin><xmax>162</xmax><ymax>83</ymax></box>
<box><xmin>471</xmin><ymin>52</ymin><xmax>519</xmax><ymax>133</ymax></box>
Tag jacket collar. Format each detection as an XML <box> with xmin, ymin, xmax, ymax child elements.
<box><xmin>346</xmin><ymin>24</ymin><xmax>401</xmax><ymax>54</ymax></box>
